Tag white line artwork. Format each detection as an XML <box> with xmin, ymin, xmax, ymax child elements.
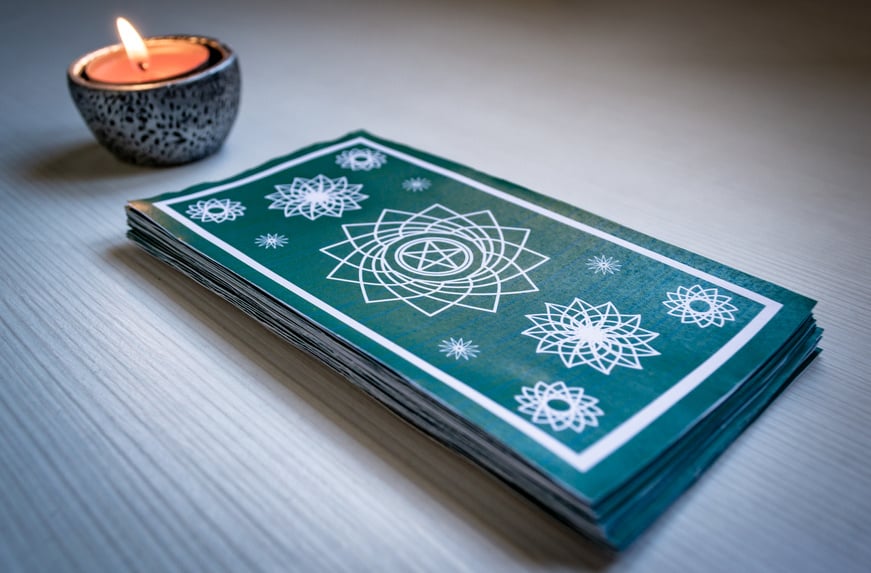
<box><xmin>255</xmin><ymin>233</ymin><xmax>288</xmax><ymax>249</ymax></box>
<box><xmin>185</xmin><ymin>198</ymin><xmax>246</xmax><ymax>223</ymax></box>
<box><xmin>515</xmin><ymin>381</ymin><xmax>604</xmax><ymax>433</ymax></box>
<box><xmin>523</xmin><ymin>298</ymin><xmax>660</xmax><ymax>374</ymax></box>
<box><xmin>265</xmin><ymin>175</ymin><xmax>368</xmax><ymax>221</ymax></box>
<box><xmin>586</xmin><ymin>254</ymin><xmax>621</xmax><ymax>275</ymax></box>
<box><xmin>663</xmin><ymin>284</ymin><xmax>738</xmax><ymax>328</ymax></box>
<box><xmin>402</xmin><ymin>177</ymin><xmax>431</xmax><ymax>192</ymax></box>
<box><xmin>438</xmin><ymin>337</ymin><xmax>480</xmax><ymax>360</ymax></box>
<box><xmin>321</xmin><ymin>204</ymin><xmax>550</xmax><ymax>316</ymax></box>
<box><xmin>335</xmin><ymin>148</ymin><xmax>387</xmax><ymax>171</ymax></box>
<box><xmin>157</xmin><ymin>136</ymin><xmax>783</xmax><ymax>472</ymax></box>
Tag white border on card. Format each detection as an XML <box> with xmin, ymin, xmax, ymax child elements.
<box><xmin>155</xmin><ymin>136</ymin><xmax>781</xmax><ymax>472</ymax></box>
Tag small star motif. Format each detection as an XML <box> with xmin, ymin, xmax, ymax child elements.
<box><xmin>586</xmin><ymin>254</ymin><xmax>621</xmax><ymax>275</ymax></box>
<box><xmin>438</xmin><ymin>337</ymin><xmax>480</xmax><ymax>360</ymax></box>
<box><xmin>402</xmin><ymin>177</ymin><xmax>431</xmax><ymax>192</ymax></box>
<box><xmin>255</xmin><ymin>233</ymin><xmax>288</xmax><ymax>249</ymax></box>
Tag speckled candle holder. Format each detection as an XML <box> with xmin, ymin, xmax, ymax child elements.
<box><xmin>68</xmin><ymin>36</ymin><xmax>240</xmax><ymax>166</ymax></box>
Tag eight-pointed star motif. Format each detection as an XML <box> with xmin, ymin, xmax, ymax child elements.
<box><xmin>586</xmin><ymin>254</ymin><xmax>621</xmax><ymax>275</ymax></box>
<box><xmin>265</xmin><ymin>175</ymin><xmax>368</xmax><ymax>220</ymax></box>
<box><xmin>523</xmin><ymin>297</ymin><xmax>660</xmax><ymax>375</ymax></box>
<box><xmin>438</xmin><ymin>337</ymin><xmax>480</xmax><ymax>360</ymax></box>
<box><xmin>335</xmin><ymin>148</ymin><xmax>387</xmax><ymax>171</ymax></box>
<box><xmin>185</xmin><ymin>198</ymin><xmax>246</xmax><ymax>223</ymax></box>
<box><xmin>515</xmin><ymin>381</ymin><xmax>603</xmax><ymax>433</ymax></box>
<box><xmin>254</xmin><ymin>233</ymin><xmax>288</xmax><ymax>249</ymax></box>
<box><xmin>663</xmin><ymin>284</ymin><xmax>738</xmax><ymax>328</ymax></box>
<box><xmin>321</xmin><ymin>204</ymin><xmax>550</xmax><ymax>316</ymax></box>
<box><xmin>402</xmin><ymin>177</ymin><xmax>431</xmax><ymax>192</ymax></box>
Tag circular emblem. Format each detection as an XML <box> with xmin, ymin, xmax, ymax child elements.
<box><xmin>393</xmin><ymin>237</ymin><xmax>475</xmax><ymax>277</ymax></box>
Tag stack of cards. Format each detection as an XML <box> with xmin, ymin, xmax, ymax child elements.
<box><xmin>127</xmin><ymin>132</ymin><xmax>820</xmax><ymax>548</ymax></box>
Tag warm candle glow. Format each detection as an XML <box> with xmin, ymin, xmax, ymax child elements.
<box><xmin>83</xmin><ymin>18</ymin><xmax>211</xmax><ymax>84</ymax></box>
<box><xmin>116</xmin><ymin>17</ymin><xmax>149</xmax><ymax>71</ymax></box>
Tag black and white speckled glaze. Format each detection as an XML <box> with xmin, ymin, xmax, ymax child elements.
<box><xmin>68</xmin><ymin>37</ymin><xmax>240</xmax><ymax>166</ymax></box>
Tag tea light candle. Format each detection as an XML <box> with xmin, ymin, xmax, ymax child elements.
<box><xmin>68</xmin><ymin>17</ymin><xmax>241</xmax><ymax>166</ymax></box>
<box><xmin>84</xmin><ymin>18</ymin><xmax>210</xmax><ymax>84</ymax></box>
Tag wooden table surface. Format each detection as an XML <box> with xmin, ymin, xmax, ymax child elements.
<box><xmin>2</xmin><ymin>0</ymin><xmax>869</xmax><ymax>571</ymax></box>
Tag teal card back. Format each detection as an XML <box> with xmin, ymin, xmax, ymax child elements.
<box><xmin>130</xmin><ymin>131</ymin><xmax>815</xmax><ymax>503</ymax></box>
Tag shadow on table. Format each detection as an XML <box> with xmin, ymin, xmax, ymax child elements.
<box><xmin>25</xmin><ymin>140</ymin><xmax>147</xmax><ymax>182</ymax></box>
<box><xmin>109</xmin><ymin>242</ymin><xmax>618</xmax><ymax>570</ymax></box>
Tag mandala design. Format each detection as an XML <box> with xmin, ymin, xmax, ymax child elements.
<box><xmin>515</xmin><ymin>381</ymin><xmax>603</xmax><ymax>433</ymax></box>
<box><xmin>255</xmin><ymin>233</ymin><xmax>288</xmax><ymax>249</ymax></box>
<box><xmin>335</xmin><ymin>148</ymin><xmax>387</xmax><ymax>171</ymax></box>
<box><xmin>402</xmin><ymin>177</ymin><xmax>431</xmax><ymax>192</ymax></box>
<box><xmin>265</xmin><ymin>175</ymin><xmax>367</xmax><ymax>220</ymax></box>
<box><xmin>185</xmin><ymin>198</ymin><xmax>245</xmax><ymax>223</ymax></box>
<box><xmin>438</xmin><ymin>337</ymin><xmax>480</xmax><ymax>360</ymax></box>
<box><xmin>663</xmin><ymin>284</ymin><xmax>738</xmax><ymax>328</ymax></box>
<box><xmin>321</xmin><ymin>204</ymin><xmax>550</xmax><ymax>316</ymax></box>
<box><xmin>523</xmin><ymin>297</ymin><xmax>660</xmax><ymax>374</ymax></box>
<box><xmin>586</xmin><ymin>254</ymin><xmax>621</xmax><ymax>275</ymax></box>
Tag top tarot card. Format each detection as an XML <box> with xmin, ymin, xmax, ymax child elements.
<box><xmin>129</xmin><ymin>131</ymin><xmax>816</xmax><ymax>505</ymax></box>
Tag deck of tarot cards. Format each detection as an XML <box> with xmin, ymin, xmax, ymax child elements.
<box><xmin>127</xmin><ymin>131</ymin><xmax>821</xmax><ymax>548</ymax></box>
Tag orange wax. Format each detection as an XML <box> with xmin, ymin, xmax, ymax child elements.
<box><xmin>85</xmin><ymin>40</ymin><xmax>209</xmax><ymax>84</ymax></box>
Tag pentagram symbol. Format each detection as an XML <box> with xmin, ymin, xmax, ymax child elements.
<box><xmin>394</xmin><ymin>237</ymin><xmax>474</xmax><ymax>277</ymax></box>
<box><xmin>321</xmin><ymin>204</ymin><xmax>550</xmax><ymax>316</ymax></box>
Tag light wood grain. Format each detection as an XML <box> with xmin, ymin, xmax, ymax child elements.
<box><xmin>1</xmin><ymin>0</ymin><xmax>869</xmax><ymax>571</ymax></box>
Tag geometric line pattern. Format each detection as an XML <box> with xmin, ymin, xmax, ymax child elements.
<box><xmin>335</xmin><ymin>148</ymin><xmax>387</xmax><ymax>171</ymax></box>
<box><xmin>515</xmin><ymin>381</ymin><xmax>604</xmax><ymax>433</ymax></box>
<box><xmin>663</xmin><ymin>284</ymin><xmax>738</xmax><ymax>328</ymax></box>
<box><xmin>321</xmin><ymin>204</ymin><xmax>550</xmax><ymax>316</ymax></box>
<box><xmin>438</xmin><ymin>337</ymin><xmax>480</xmax><ymax>360</ymax></box>
<box><xmin>586</xmin><ymin>254</ymin><xmax>621</xmax><ymax>275</ymax></box>
<box><xmin>402</xmin><ymin>177</ymin><xmax>431</xmax><ymax>192</ymax></box>
<box><xmin>255</xmin><ymin>233</ymin><xmax>288</xmax><ymax>249</ymax></box>
<box><xmin>185</xmin><ymin>198</ymin><xmax>246</xmax><ymax>223</ymax></box>
<box><xmin>523</xmin><ymin>297</ymin><xmax>660</xmax><ymax>374</ymax></box>
<box><xmin>265</xmin><ymin>175</ymin><xmax>367</xmax><ymax>221</ymax></box>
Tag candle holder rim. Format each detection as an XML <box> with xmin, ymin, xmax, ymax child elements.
<box><xmin>68</xmin><ymin>35</ymin><xmax>236</xmax><ymax>91</ymax></box>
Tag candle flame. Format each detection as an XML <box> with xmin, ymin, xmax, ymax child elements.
<box><xmin>116</xmin><ymin>17</ymin><xmax>150</xmax><ymax>71</ymax></box>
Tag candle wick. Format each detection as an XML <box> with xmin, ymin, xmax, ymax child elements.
<box><xmin>137</xmin><ymin>61</ymin><xmax>149</xmax><ymax>72</ymax></box>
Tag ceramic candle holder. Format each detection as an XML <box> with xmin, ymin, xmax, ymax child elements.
<box><xmin>68</xmin><ymin>36</ymin><xmax>240</xmax><ymax>166</ymax></box>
